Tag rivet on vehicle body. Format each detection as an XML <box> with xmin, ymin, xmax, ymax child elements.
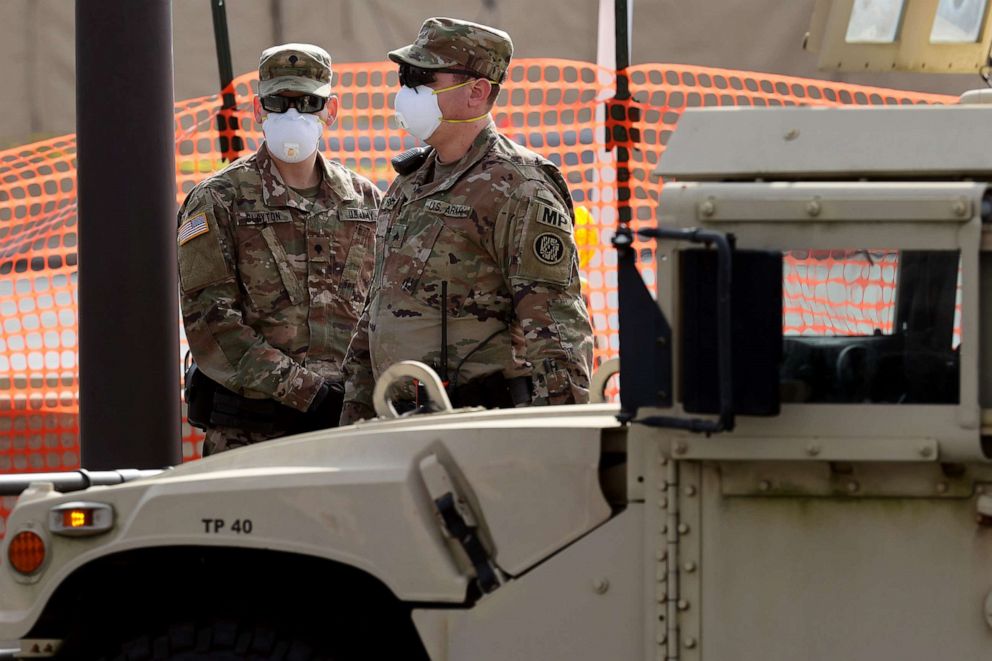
<box><xmin>977</xmin><ymin>485</ymin><xmax>985</xmax><ymax>495</ymax></box>
<box><xmin>684</xmin><ymin>562</ymin><xmax>697</xmax><ymax>573</ymax></box>
<box><xmin>953</xmin><ymin>200</ymin><xmax>968</xmax><ymax>217</ymax></box>
<box><xmin>674</xmin><ymin>442</ymin><xmax>687</xmax><ymax>455</ymax></box>
<box><xmin>659</xmin><ymin>497</ymin><xmax>668</xmax><ymax>509</ymax></box>
<box><xmin>759</xmin><ymin>480</ymin><xmax>772</xmax><ymax>492</ymax></box>
<box><xmin>919</xmin><ymin>445</ymin><xmax>934</xmax><ymax>458</ymax></box>
<box><xmin>678</xmin><ymin>523</ymin><xmax>690</xmax><ymax>534</ymax></box>
<box><xmin>678</xmin><ymin>599</ymin><xmax>689</xmax><ymax>611</ymax></box>
<box><xmin>806</xmin><ymin>200</ymin><xmax>821</xmax><ymax>217</ymax></box>
<box><xmin>684</xmin><ymin>485</ymin><xmax>697</xmax><ymax>497</ymax></box>
<box><xmin>685</xmin><ymin>637</ymin><xmax>697</xmax><ymax>649</ymax></box>
<box><xmin>784</xmin><ymin>128</ymin><xmax>800</xmax><ymax>141</ymax></box>
<box><xmin>847</xmin><ymin>481</ymin><xmax>860</xmax><ymax>493</ymax></box>
<box><xmin>594</xmin><ymin>578</ymin><xmax>610</xmax><ymax>594</ymax></box>
<box><xmin>700</xmin><ymin>200</ymin><xmax>716</xmax><ymax>217</ymax></box>
<box><xmin>806</xmin><ymin>443</ymin><xmax>821</xmax><ymax>457</ymax></box>
<box><xmin>936</xmin><ymin>482</ymin><xmax>949</xmax><ymax>494</ymax></box>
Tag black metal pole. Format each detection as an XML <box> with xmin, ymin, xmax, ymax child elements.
<box><xmin>211</xmin><ymin>0</ymin><xmax>243</xmax><ymax>162</ymax></box>
<box><xmin>613</xmin><ymin>0</ymin><xmax>632</xmax><ymax>228</ymax></box>
<box><xmin>76</xmin><ymin>0</ymin><xmax>181</xmax><ymax>469</ymax></box>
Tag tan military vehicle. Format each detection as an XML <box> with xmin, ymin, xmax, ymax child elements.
<box><xmin>4</xmin><ymin>2</ymin><xmax>992</xmax><ymax>659</ymax></box>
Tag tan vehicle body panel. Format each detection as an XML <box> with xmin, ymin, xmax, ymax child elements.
<box><xmin>0</xmin><ymin>406</ymin><xmax>615</xmax><ymax>642</ymax></box>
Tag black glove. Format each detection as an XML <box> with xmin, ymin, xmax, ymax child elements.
<box><xmin>295</xmin><ymin>381</ymin><xmax>345</xmax><ymax>433</ymax></box>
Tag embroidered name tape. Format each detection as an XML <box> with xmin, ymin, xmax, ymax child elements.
<box><xmin>342</xmin><ymin>207</ymin><xmax>374</xmax><ymax>221</ymax></box>
<box><xmin>178</xmin><ymin>213</ymin><xmax>210</xmax><ymax>246</ymax></box>
<box><xmin>236</xmin><ymin>210</ymin><xmax>291</xmax><ymax>225</ymax></box>
<box><xmin>535</xmin><ymin>201</ymin><xmax>572</xmax><ymax>232</ymax></box>
<box><xmin>425</xmin><ymin>200</ymin><xmax>473</xmax><ymax>218</ymax></box>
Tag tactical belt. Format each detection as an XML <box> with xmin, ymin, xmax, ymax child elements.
<box><xmin>449</xmin><ymin>372</ymin><xmax>532</xmax><ymax>409</ymax></box>
<box><xmin>395</xmin><ymin>372</ymin><xmax>532</xmax><ymax>414</ymax></box>
<box><xmin>185</xmin><ymin>362</ymin><xmax>342</xmax><ymax>435</ymax></box>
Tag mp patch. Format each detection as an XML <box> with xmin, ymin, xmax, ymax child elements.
<box><xmin>178</xmin><ymin>212</ymin><xmax>210</xmax><ymax>245</ymax></box>
<box><xmin>534</xmin><ymin>201</ymin><xmax>572</xmax><ymax>232</ymax></box>
<box><xmin>533</xmin><ymin>233</ymin><xmax>566</xmax><ymax>265</ymax></box>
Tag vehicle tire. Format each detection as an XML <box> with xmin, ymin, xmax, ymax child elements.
<box><xmin>95</xmin><ymin>618</ymin><xmax>338</xmax><ymax>661</ymax></box>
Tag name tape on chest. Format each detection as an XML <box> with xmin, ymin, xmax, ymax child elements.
<box><xmin>424</xmin><ymin>199</ymin><xmax>473</xmax><ymax>218</ymax></box>
<box><xmin>341</xmin><ymin>207</ymin><xmax>375</xmax><ymax>222</ymax></box>
<box><xmin>534</xmin><ymin>232</ymin><xmax>566</xmax><ymax>265</ymax></box>
<box><xmin>178</xmin><ymin>212</ymin><xmax>210</xmax><ymax>246</ymax></box>
<box><xmin>534</xmin><ymin>201</ymin><xmax>572</xmax><ymax>232</ymax></box>
<box><xmin>235</xmin><ymin>210</ymin><xmax>292</xmax><ymax>226</ymax></box>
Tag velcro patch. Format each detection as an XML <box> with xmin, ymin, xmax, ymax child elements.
<box><xmin>342</xmin><ymin>207</ymin><xmax>374</xmax><ymax>222</ymax></box>
<box><xmin>533</xmin><ymin>233</ymin><xmax>566</xmax><ymax>265</ymax></box>
<box><xmin>424</xmin><ymin>199</ymin><xmax>473</xmax><ymax>218</ymax></box>
<box><xmin>534</xmin><ymin>201</ymin><xmax>572</xmax><ymax>232</ymax></box>
<box><xmin>178</xmin><ymin>212</ymin><xmax>210</xmax><ymax>245</ymax></box>
<box><xmin>235</xmin><ymin>210</ymin><xmax>292</xmax><ymax>225</ymax></box>
<box><xmin>445</xmin><ymin>204</ymin><xmax>472</xmax><ymax>218</ymax></box>
<box><xmin>381</xmin><ymin>196</ymin><xmax>399</xmax><ymax>211</ymax></box>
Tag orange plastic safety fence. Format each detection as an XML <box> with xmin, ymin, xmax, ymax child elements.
<box><xmin>0</xmin><ymin>59</ymin><xmax>957</xmax><ymax>537</ymax></box>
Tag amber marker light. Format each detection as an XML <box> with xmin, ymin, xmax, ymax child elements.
<box><xmin>8</xmin><ymin>530</ymin><xmax>46</xmax><ymax>575</ymax></box>
<box><xmin>48</xmin><ymin>502</ymin><xmax>114</xmax><ymax>537</ymax></box>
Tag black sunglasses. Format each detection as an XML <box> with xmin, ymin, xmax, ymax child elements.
<box><xmin>398</xmin><ymin>63</ymin><xmax>482</xmax><ymax>88</ymax></box>
<box><xmin>260</xmin><ymin>94</ymin><xmax>327</xmax><ymax>114</ymax></box>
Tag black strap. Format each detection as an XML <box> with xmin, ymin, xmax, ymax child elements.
<box><xmin>434</xmin><ymin>492</ymin><xmax>500</xmax><ymax>594</ymax></box>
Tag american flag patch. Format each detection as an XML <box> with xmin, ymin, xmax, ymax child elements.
<box><xmin>178</xmin><ymin>212</ymin><xmax>210</xmax><ymax>246</ymax></box>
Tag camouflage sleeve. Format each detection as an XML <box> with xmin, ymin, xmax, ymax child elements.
<box><xmin>496</xmin><ymin>180</ymin><xmax>594</xmax><ymax>405</ymax></box>
<box><xmin>340</xmin><ymin>176</ymin><xmax>385</xmax><ymax>422</ymax></box>
<box><xmin>341</xmin><ymin>306</ymin><xmax>376</xmax><ymax>423</ymax></box>
<box><xmin>177</xmin><ymin>183</ymin><xmax>325</xmax><ymax>412</ymax></box>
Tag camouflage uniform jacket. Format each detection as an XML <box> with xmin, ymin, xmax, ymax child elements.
<box><xmin>344</xmin><ymin>124</ymin><xmax>593</xmax><ymax>410</ymax></box>
<box><xmin>178</xmin><ymin>144</ymin><xmax>382</xmax><ymax>413</ymax></box>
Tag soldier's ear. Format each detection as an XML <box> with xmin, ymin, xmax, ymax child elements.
<box><xmin>468</xmin><ymin>78</ymin><xmax>492</xmax><ymax>109</ymax></box>
<box><xmin>323</xmin><ymin>95</ymin><xmax>339</xmax><ymax>128</ymax></box>
<box><xmin>253</xmin><ymin>96</ymin><xmax>265</xmax><ymax>125</ymax></box>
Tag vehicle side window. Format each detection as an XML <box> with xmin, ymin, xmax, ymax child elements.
<box><xmin>780</xmin><ymin>249</ymin><xmax>960</xmax><ymax>404</ymax></box>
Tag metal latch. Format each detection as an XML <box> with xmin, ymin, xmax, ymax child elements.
<box><xmin>419</xmin><ymin>454</ymin><xmax>502</xmax><ymax>594</ymax></box>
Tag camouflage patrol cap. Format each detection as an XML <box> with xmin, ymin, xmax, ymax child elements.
<box><xmin>388</xmin><ymin>17</ymin><xmax>513</xmax><ymax>84</ymax></box>
<box><xmin>258</xmin><ymin>43</ymin><xmax>333</xmax><ymax>98</ymax></box>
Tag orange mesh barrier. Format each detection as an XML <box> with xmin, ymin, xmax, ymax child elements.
<box><xmin>0</xmin><ymin>59</ymin><xmax>957</xmax><ymax>536</ymax></box>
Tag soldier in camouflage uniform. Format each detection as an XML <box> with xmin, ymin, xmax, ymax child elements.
<box><xmin>341</xmin><ymin>18</ymin><xmax>593</xmax><ymax>423</ymax></box>
<box><xmin>178</xmin><ymin>44</ymin><xmax>382</xmax><ymax>454</ymax></box>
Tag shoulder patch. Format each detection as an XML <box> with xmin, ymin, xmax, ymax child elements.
<box><xmin>341</xmin><ymin>207</ymin><xmax>375</xmax><ymax>222</ymax></box>
<box><xmin>533</xmin><ymin>233</ymin><xmax>566</xmax><ymax>265</ymax></box>
<box><xmin>178</xmin><ymin>212</ymin><xmax>210</xmax><ymax>246</ymax></box>
<box><xmin>534</xmin><ymin>200</ymin><xmax>572</xmax><ymax>232</ymax></box>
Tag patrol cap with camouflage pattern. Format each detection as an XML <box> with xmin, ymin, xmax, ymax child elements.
<box><xmin>258</xmin><ymin>43</ymin><xmax>333</xmax><ymax>98</ymax></box>
<box><xmin>388</xmin><ymin>17</ymin><xmax>513</xmax><ymax>84</ymax></box>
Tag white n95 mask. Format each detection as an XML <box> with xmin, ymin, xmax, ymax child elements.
<box><xmin>394</xmin><ymin>80</ymin><xmax>487</xmax><ymax>142</ymax></box>
<box><xmin>261</xmin><ymin>108</ymin><xmax>324</xmax><ymax>163</ymax></box>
